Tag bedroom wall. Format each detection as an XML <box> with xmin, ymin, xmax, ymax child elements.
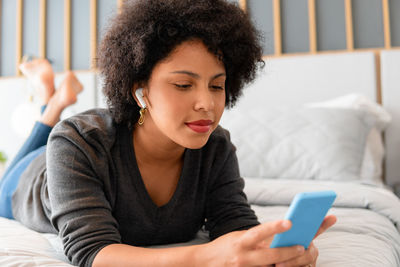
<box><xmin>1</xmin><ymin>0</ymin><xmax>400</xmax><ymax>77</ymax></box>
<box><xmin>0</xmin><ymin>0</ymin><xmax>118</xmax><ymax>75</ymax></box>
<box><xmin>247</xmin><ymin>0</ymin><xmax>400</xmax><ymax>54</ymax></box>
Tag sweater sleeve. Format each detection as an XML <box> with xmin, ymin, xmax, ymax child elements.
<box><xmin>46</xmin><ymin>120</ymin><xmax>121</xmax><ymax>267</ymax></box>
<box><xmin>204</xmin><ymin>132</ymin><xmax>260</xmax><ymax>240</ymax></box>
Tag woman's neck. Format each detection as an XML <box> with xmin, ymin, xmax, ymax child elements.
<box><xmin>132</xmin><ymin>119</ymin><xmax>185</xmax><ymax>167</ymax></box>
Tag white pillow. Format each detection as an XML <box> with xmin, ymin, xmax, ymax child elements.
<box><xmin>220</xmin><ymin>98</ymin><xmax>387</xmax><ymax>184</ymax></box>
<box><xmin>305</xmin><ymin>94</ymin><xmax>391</xmax><ymax>185</ymax></box>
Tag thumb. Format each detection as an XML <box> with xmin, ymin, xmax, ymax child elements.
<box><xmin>240</xmin><ymin>220</ymin><xmax>292</xmax><ymax>249</ymax></box>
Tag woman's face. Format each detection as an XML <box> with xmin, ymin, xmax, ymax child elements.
<box><xmin>137</xmin><ymin>39</ymin><xmax>226</xmax><ymax>149</ymax></box>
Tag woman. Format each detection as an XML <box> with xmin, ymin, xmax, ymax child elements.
<box><xmin>0</xmin><ymin>0</ymin><xmax>336</xmax><ymax>266</ymax></box>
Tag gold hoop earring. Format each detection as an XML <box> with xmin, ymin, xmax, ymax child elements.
<box><xmin>138</xmin><ymin>107</ymin><xmax>146</xmax><ymax>125</ymax></box>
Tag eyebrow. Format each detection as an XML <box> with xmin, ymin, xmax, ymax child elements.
<box><xmin>170</xmin><ymin>70</ymin><xmax>226</xmax><ymax>80</ymax></box>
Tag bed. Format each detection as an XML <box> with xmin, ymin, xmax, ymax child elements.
<box><xmin>219</xmin><ymin>50</ymin><xmax>400</xmax><ymax>266</ymax></box>
<box><xmin>1</xmin><ymin>50</ymin><xmax>400</xmax><ymax>266</ymax></box>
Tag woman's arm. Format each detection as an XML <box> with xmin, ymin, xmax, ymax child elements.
<box><xmin>93</xmin><ymin>216</ymin><xmax>337</xmax><ymax>267</ymax></box>
<box><xmin>93</xmin><ymin>243</ymin><xmax>200</xmax><ymax>267</ymax></box>
<box><xmin>46</xmin><ymin>118</ymin><xmax>123</xmax><ymax>267</ymax></box>
<box><xmin>93</xmin><ymin>220</ymin><xmax>306</xmax><ymax>267</ymax></box>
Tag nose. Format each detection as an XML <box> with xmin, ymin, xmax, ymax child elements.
<box><xmin>194</xmin><ymin>86</ymin><xmax>215</xmax><ymax>111</ymax></box>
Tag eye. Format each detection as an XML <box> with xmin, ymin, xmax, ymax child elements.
<box><xmin>174</xmin><ymin>84</ymin><xmax>192</xmax><ymax>89</ymax></box>
<box><xmin>211</xmin><ymin>85</ymin><xmax>224</xmax><ymax>91</ymax></box>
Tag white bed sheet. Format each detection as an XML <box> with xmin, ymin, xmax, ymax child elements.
<box><xmin>245</xmin><ymin>178</ymin><xmax>400</xmax><ymax>266</ymax></box>
<box><xmin>1</xmin><ymin>178</ymin><xmax>400</xmax><ymax>266</ymax></box>
<box><xmin>0</xmin><ymin>217</ymin><xmax>74</xmax><ymax>267</ymax></box>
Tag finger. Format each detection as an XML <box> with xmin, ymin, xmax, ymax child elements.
<box><xmin>240</xmin><ymin>220</ymin><xmax>292</xmax><ymax>249</ymax></box>
<box><xmin>244</xmin><ymin>245</ymin><xmax>305</xmax><ymax>266</ymax></box>
<box><xmin>275</xmin><ymin>243</ymin><xmax>318</xmax><ymax>267</ymax></box>
<box><xmin>255</xmin><ymin>239</ymin><xmax>269</xmax><ymax>249</ymax></box>
<box><xmin>314</xmin><ymin>215</ymin><xmax>337</xmax><ymax>239</ymax></box>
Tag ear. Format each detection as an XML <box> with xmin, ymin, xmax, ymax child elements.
<box><xmin>132</xmin><ymin>86</ymin><xmax>147</xmax><ymax>108</ymax></box>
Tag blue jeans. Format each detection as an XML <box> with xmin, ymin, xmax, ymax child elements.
<box><xmin>0</xmin><ymin>106</ymin><xmax>52</xmax><ymax>219</ymax></box>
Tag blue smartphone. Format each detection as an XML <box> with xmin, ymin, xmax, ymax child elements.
<box><xmin>270</xmin><ymin>190</ymin><xmax>336</xmax><ymax>249</ymax></box>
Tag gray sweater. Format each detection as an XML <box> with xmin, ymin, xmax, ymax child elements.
<box><xmin>12</xmin><ymin>108</ymin><xmax>259</xmax><ymax>267</ymax></box>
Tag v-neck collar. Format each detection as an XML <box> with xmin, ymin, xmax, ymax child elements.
<box><xmin>123</xmin><ymin>126</ymin><xmax>188</xmax><ymax>214</ymax></box>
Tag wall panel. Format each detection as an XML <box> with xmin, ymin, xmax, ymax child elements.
<box><xmin>389</xmin><ymin>0</ymin><xmax>400</xmax><ymax>47</ymax></box>
<box><xmin>97</xmin><ymin>0</ymin><xmax>117</xmax><ymax>43</ymax></box>
<box><xmin>248</xmin><ymin>0</ymin><xmax>274</xmax><ymax>55</ymax></box>
<box><xmin>71</xmin><ymin>0</ymin><xmax>90</xmax><ymax>70</ymax></box>
<box><xmin>352</xmin><ymin>0</ymin><xmax>384</xmax><ymax>49</ymax></box>
<box><xmin>22</xmin><ymin>0</ymin><xmax>39</xmax><ymax>59</ymax></box>
<box><xmin>46</xmin><ymin>0</ymin><xmax>64</xmax><ymax>72</ymax></box>
<box><xmin>281</xmin><ymin>0</ymin><xmax>309</xmax><ymax>53</ymax></box>
<box><xmin>316</xmin><ymin>0</ymin><xmax>346</xmax><ymax>51</ymax></box>
<box><xmin>0</xmin><ymin>0</ymin><xmax>16</xmax><ymax>76</ymax></box>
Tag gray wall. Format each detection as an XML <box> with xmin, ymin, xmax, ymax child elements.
<box><xmin>1</xmin><ymin>0</ymin><xmax>17</xmax><ymax>76</ymax></box>
<box><xmin>47</xmin><ymin>0</ymin><xmax>64</xmax><ymax>72</ymax></box>
<box><xmin>1</xmin><ymin>0</ymin><xmax>399</xmax><ymax>76</ymax></box>
<box><xmin>0</xmin><ymin>0</ymin><xmax>118</xmax><ymax>76</ymax></box>
<box><xmin>246</xmin><ymin>0</ymin><xmax>400</xmax><ymax>55</ymax></box>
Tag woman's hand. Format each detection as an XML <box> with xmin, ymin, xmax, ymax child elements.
<box><xmin>274</xmin><ymin>214</ymin><xmax>337</xmax><ymax>267</ymax></box>
<box><xmin>274</xmin><ymin>242</ymin><xmax>318</xmax><ymax>267</ymax></box>
<box><xmin>200</xmin><ymin>220</ymin><xmax>306</xmax><ymax>267</ymax></box>
<box><xmin>201</xmin><ymin>215</ymin><xmax>337</xmax><ymax>267</ymax></box>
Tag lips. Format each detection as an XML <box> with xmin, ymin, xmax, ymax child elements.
<box><xmin>185</xmin><ymin>120</ymin><xmax>213</xmax><ymax>133</ymax></box>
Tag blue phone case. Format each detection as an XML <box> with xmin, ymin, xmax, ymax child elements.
<box><xmin>270</xmin><ymin>190</ymin><xmax>336</xmax><ymax>249</ymax></box>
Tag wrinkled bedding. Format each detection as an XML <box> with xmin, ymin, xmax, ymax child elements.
<box><xmin>1</xmin><ymin>178</ymin><xmax>399</xmax><ymax>266</ymax></box>
<box><xmin>245</xmin><ymin>178</ymin><xmax>400</xmax><ymax>266</ymax></box>
<box><xmin>0</xmin><ymin>217</ymin><xmax>72</xmax><ymax>266</ymax></box>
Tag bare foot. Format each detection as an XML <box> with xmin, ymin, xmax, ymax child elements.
<box><xmin>19</xmin><ymin>58</ymin><xmax>55</xmax><ymax>105</ymax></box>
<box><xmin>55</xmin><ymin>71</ymin><xmax>84</xmax><ymax>109</ymax></box>
<box><xmin>39</xmin><ymin>71</ymin><xmax>83</xmax><ymax>127</ymax></box>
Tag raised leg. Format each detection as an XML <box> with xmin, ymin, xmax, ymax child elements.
<box><xmin>39</xmin><ymin>71</ymin><xmax>83</xmax><ymax>127</ymax></box>
<box><xmin>0</xmin><ymin>67</ymin><xmax>83</xmax><ymax>219</ymax></box>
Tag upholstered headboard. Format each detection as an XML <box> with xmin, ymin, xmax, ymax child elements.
<box><xmin>381</xmin><ymin>50</ymin><xmax>400</xmax><ymax>193</ymax></box>
<box><xmin>222</xmin><ymin>50</ymin><xmax>399</xmax><ymax>193</ymax></box>
<box><xmin>234</xmin><ymin>52</ymin><xmax>377</xmax><ymax>109</ymax></box>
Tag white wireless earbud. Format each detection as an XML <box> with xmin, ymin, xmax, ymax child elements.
<box><xmin>135</xmin><ymin>88</ymin><xmax>147</xmax><ymax>108</ymax></box>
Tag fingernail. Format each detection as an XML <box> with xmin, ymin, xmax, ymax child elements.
<box><xmin>282</xmin><ymin>220</ymin><xmax>291</xmax><ymax>228</ymax></box>
<box><xmin>297</xmin><ymin>246</ymin><xmax>305</xmax><ymax>253</ymax></box>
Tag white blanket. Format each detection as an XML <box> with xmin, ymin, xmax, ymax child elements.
<box><xmin>244</xmin><ymin>178</ymin><xmax>400</xmax><ymax>266</ymax></box>
<box><xmin>1</xmin><ymin>178</ymin><xmax>399</xmax><ymax>266</ymax></box>
<box><xmin>0</xmin><ymin>217</ymin><xmax>72</xmax><ymax>266</ymax></box>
